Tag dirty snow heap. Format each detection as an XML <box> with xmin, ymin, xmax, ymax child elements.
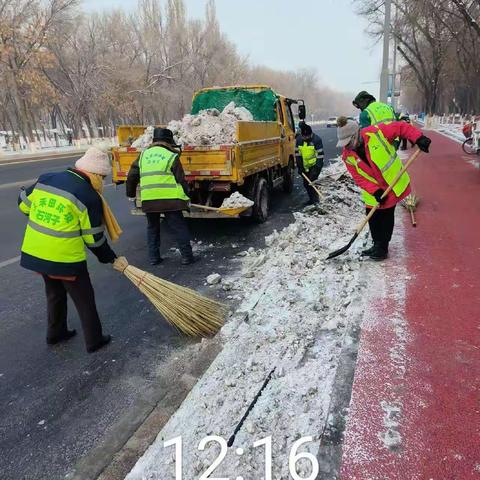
<box><xmin>221</xmin><ymin>192</ymin><xmax>254</xmax><ymax>209</ymax></box>
<box><xmin>129</xmin><ymin>102</ymin><xmax>253</xmax><ymax>149</ymax></box>
<box><xmin>168</xmin><ymin>101</ymin><xmax>253</xmax><ymax>146</ymax></box>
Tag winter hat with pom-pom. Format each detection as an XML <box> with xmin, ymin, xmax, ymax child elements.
<box><xmin>75</xmin><ymin>147</ymin><xmax>111</xmax><ymax>176</ymax></box>
<box><xmin>336</xmin><ymin>116</ymin><xmax>360</xmax><ymax>148</ymax></box>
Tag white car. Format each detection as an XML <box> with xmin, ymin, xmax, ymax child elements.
<box><xmin>326</xmin><ymin>116</ymin><xmax>338</xmax><ymax>128</ymax></box>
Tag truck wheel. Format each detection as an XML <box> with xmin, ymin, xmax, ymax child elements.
<box><xmin>282</xmin><ymin>159</ymin><xmax>294</xmax><ymax>194</ymax></box>
<box><xmin>252</xmin><ymin>177</ymin><xmax>269</xmax><ymax>223</ymax></box>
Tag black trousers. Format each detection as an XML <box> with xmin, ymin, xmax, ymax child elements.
<box><xmin>302</xmin><ymin>162</ymin><xmax>323</xmax><ymax>203</ymax></box>
<box><xmin>146</xmin><ymin>211</ymin><xmax>192</xmax><ymax>261</ymax></box>
<box><xmin>366</xmin><ymin>205</ymin><xmax>396</xmax><ymax>247</ymax></box>
<box><xmin>42</xmin><ymin>271</ymin><xmax>103</xmax><ymax>349</ymax></box>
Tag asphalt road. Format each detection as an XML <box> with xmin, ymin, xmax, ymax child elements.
<box><xmin>0</xmin><ymin>127</ymin><xmax>340</xmax><ymax>480</ymax></box>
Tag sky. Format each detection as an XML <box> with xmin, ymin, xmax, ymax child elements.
<box><xmin>82</xmin><ymin>0</ymin><xmax>382</xmax><ymax>97</ymax></box>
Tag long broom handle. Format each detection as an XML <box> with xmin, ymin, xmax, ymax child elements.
<box><xmin>301</xmin><ymin>172</ymin><xmax>324</xmax><ymax>199</ymax></box>
<box><xmin>354</xmin><ymin>148</ymin><xmax>421</xmax><ymax>235</ymax></box>
<box><xmin>410</xmin><ymin>208</ymin><xmax>416</xmax><ymax>226</ymax></box>
<box><xmin>190</xmin><ymin>203</ymin><xmax>222</xmax><ymax>212</ymax></box>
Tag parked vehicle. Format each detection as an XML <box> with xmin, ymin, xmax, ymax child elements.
<box><xmin>326</xmin><ymin>116</ymin><xmax>338</xmax><ymax>128</ymax></box>
<box><xmin>111</xmin><ymin>85</ymin><xmax>306</xmax><ymax>222</ymax></box>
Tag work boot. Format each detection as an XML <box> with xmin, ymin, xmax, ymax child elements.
<box><xmin>361</xmin><ymin>244</ymin><xmax>376</xmax><ymax>256</ymax></box>
<box><xmin>47</xmin><ymin>329</ymin><xmax>77</xmax><ymax>345</ymax></box>
<box><xmin>87</xmin><ymin>334</ymin><xmax>111</xmax><ymax>353</ymax></box>
<box><xmin>181</xmin><ymin>255</ymin><xmax>198</xmax><ymax>265</ymax></box>
<box><xmin>150</xmin><ymin>257</ymin><xmax>163</xmax><ymax>266</ymax></box>
<box><xmin>369</xmin><ymin>243</ymin><xmax>389</xmax><ymax>261</ymax></box>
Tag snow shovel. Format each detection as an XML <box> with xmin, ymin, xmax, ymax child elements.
<box><xmin>190</xmin><ymin>203</ymin><xmax>251</xmax><ymax>217</ymax></box>
<box><xmin>326</xmin><ymin>148</ymin><xmax>421</xmax><ymax>260</ymax></box>
<box><xmin>301</xmin><ymin>172</ymin><xmax>324</xmax><ymax>199</ymax></box>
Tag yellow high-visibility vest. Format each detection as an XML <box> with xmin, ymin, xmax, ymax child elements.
<box><xmin>298</xmin><ymin>143</ymin><xmax>317</xmax><ymax>171</ymax></box>
<box><xmin>139</xmin><ymin>146</ymin><xmax>189</xmax><ymax>202</ymax></box>
<box><xmin>20</xmin><ymin>180</ymin><xmax>104</xmax><ymax>263</ymax></box>
<box><xmin>365</xmin><ymin>101</ymin><xmax>397</xmax><ymax>126</ymax></box>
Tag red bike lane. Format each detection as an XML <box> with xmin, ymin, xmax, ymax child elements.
<box><xmin>340</xmin><ymin>131</ymin><xmax>480</xmax><ymax>479</ymax></box>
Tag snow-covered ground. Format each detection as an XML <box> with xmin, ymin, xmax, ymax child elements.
<box><xmin>432</xmin><ymin>123</ymin><xmax>465</xmax><ymax>144</ymax></box>
<box><xmin>126</xmin><ymin>159</ymin><xmax>388</xmax><ymax>480</ymax></box>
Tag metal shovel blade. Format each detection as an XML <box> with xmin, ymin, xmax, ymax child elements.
<box><xmin>218</xmin><ymin>206</ymin><xmax>251</xmax><ymax>216</ymax></box>
<box><xmin>325</xmin><ymin>233</ymin><xmax>358</xmax><ymax>260</ymax></box>
<box><xmin>190</xmin><ymin>203</ymin><xmax>250</xmax><ymax>217</ymax></box>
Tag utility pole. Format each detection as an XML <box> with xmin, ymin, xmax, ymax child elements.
<box><xmin>392</xmin><ymin>4</ymin><xmax>398</xmax><ymax>110</ymax></box>
<box><xmin>379</xmin><ymin>0</ymin><xmax>392</xmax><ymax>103</ymax></box>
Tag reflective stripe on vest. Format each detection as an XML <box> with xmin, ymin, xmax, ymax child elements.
<box><xmin>298</xmin><ymin>142</ymin><xmax>317</xmax><ymax>171</ymax></box>
<box><xmin>139</xmin><ymin>146</ymin><xmax>190</xmax><ymax>202</ymax></box>
<box><xmin>366</xmin><ymin>127</ymin><xmax>410</xmax><ymax>198</ymax></box>
<box><xmin>20</xmin><ymin>189</ymin><xmax>31</xmax><ymax>207</ymax></box>
<box><xmin>345</xmin><ymin>155</ymin><xmax>379</xmax><ymax>206</ymax></box>
<box><xmin>21</xmin><ymin>183</ymin><xmax>97</xmax><ymax>263</ymax></box>
<box><xmin>365</xmin><ymin>101</ymin><xmax>397</xmax><ymax>126</ymax></box>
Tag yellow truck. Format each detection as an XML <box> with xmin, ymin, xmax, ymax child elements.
<box><xmin>111</xmin><ymin>85</ymin><xmax>306</xmax><ymax>221</ymax></box>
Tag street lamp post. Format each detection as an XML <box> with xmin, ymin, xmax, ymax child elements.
<box><xmin>379</xmin><ymin>0</ymin><xmax>392</xmax><ymax>103</ymax></box>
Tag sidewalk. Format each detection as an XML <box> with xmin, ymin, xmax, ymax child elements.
<box><xmin>341</xmin><ymin>132</ymin><xmax>480</xmax><ymax>478</ymax></box>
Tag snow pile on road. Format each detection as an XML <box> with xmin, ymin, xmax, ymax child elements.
<box><xmin>221</xmin><ymin>192</ymin><xmax>254</xmax><ymax>209</ymax></box>
<box><xmin>127</xmin><ymin>160</ymin><xmax>381</xmax><ymax>480</ymax></box>
<box><xmin>168</xmin><ymin>101</ymin><xmax>253</xmax><ymax>146</ymax></box>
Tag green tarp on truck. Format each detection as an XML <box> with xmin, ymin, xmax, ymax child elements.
<box><xmin>191</xmin><ymin>87</ymin><xmax>278</xmax><ymax>122</ymax></box>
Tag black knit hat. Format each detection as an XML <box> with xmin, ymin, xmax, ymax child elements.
<box><xmin>353</xmin><ymin>91</ymin><xmax>376</xmax><ymax>108</ymax></box>
<box><xmin>153</xmin><ymin>128</ymin><xmax>177</xmax><ymax>145</ymax></box>
<box><xmin>301</xmin><ymin>123</ymin><xmax>313</xmax><ymax>136</ymax></box>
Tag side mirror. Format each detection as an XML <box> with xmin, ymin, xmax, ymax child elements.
<box><xmin>298</xmin><ymin>104</ymin><xmax>306</xmax><ymax>120</ymax></box>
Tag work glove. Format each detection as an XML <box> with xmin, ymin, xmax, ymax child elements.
<box><xmin>112</xmin><ymin>256</ymin><xmax>128</xmax><ymax>272</ymax></box>
<box><xmin>374</xmin><ymin>189</ymin><xmax>387</xmax><ymax>205</ymax></box>
<box><xmin>416</xmin><ymin>135</ymin><xmax>431</xmax><ymax>153</ymax></box>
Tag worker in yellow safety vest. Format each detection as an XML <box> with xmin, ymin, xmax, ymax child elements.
<box><xmin>18</xmin><ymin>147</ymin><xmax>125</xmax><ymax>352</ymax></box>
<box><xmin>336</xmin><ymin>116</ymin><xmax>431</xmax><ymax>260</ymax></box>
<box><xmin>353</xmin><ymin>91</ymin><xmax>398</xmax><ymax>129</ymax></box>
<box><xmin>126</xmin><ymin>128</ymin><xmax>195</xmax><ymax>265</ymax></box>
<box><xmin>295</xmin><ymin>123</ymin><xmax>324</xmax><ymax>205</ymax></box>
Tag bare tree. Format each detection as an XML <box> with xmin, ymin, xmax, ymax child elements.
<box><xmin>355</xmin><ymin>0</ymin><xmax>479</xmax><ymax>113</ymax></box>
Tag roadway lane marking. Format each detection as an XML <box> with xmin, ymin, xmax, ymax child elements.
<box><xmin>0</xmin><ymin>153</ymin><xmax>82</xmax><ymax>166</ymax></box>
<box><xmin>1</xmin><ymin>181</ymin><xmax>113</xmax><ymax>191</ymax></box>
<box><xmin>0</xmin><ymin>256</ymin><xmax>20</xmax><ymax>269</ymax></box>
<box><xmin>0</xmin><ymin>179</ymin><xmax>35</xmax><ymax>190</ymax></box>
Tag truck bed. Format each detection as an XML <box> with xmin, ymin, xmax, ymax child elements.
<box><xmin>112</xmin><ymin>121</ymin><xmax>284</xmax><ymax>185</ymax></box>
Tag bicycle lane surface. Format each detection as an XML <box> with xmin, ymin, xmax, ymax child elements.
<box><xmin>340</xmin><ymin>131</ymin><xmax>480</xmax><ymax>479</ymax></box>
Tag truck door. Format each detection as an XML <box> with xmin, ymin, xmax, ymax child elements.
<box><xmin>276</xmin><ymin>100</ymin><xmax>287</xmax><ymax>163</ymax></box>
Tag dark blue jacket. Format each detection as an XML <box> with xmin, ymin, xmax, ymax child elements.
<box><xmin>295</xmin><ymin>133</ymin><xmax>324</xmax><ymax>173</ymax></box>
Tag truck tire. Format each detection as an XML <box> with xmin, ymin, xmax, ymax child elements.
<box><xmin>251</xmin><ymin>177</ymin><xmax>269</xmax><ymax>223</ymax></box>
<box><xmin>282</xmin><ymin>159</ymin><xmax>294</xmax><ymax>194</ymax></box>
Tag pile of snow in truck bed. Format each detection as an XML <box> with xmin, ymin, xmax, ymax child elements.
<box><xmin>130</xmin><ymin>102</ymin><xmax>253</xmax><ymax>149</ymax></box>
<box><xmin>168</xmin><ymin>101</ymin><xmax>253</xmax><ymax>146</ymax></box>
<box><xmin>126</xmin><ymin>159</ymin><xmax>387</xmax><ymax>479</ymax></box>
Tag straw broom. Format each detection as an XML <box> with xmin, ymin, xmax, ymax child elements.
<box><xmin>113</xmin><ymin>257</ymin><xmax>227</xmax><ymax>337</ymax></box>
<box><xmin>401</xmin><ymin>193</ymin><xmax>420</xmax><ymax>227</ymax></box>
